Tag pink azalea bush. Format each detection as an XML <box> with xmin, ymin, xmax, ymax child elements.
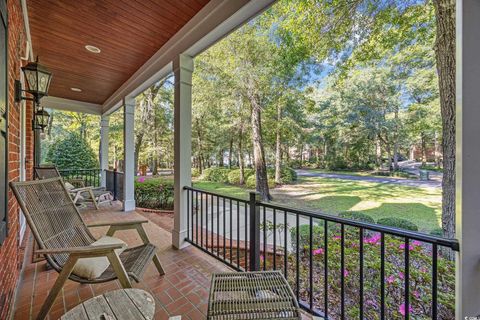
<box><xmin>288</xmin><ymin>224</ymin><xmax>455</xmax><ymax>319</ymax></box>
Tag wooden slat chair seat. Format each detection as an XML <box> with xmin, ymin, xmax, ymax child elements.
<box><xmin>34</xmin><ymin>166</ymin><xmax>112</xmax><ymax>210</ymax></box>
<box><xmin>10</xmin><ymin>177</ymin><xmax>165</xmax><ymax>320</ymax></box>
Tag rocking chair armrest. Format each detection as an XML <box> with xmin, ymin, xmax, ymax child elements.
<box><xmin>35</xmin><ymin>243</ymin><xmax>126</xmax><ymax>255</ymax></box>
<box><xmin>87</xmin><ymin>219</ymin><xmax>149</xmax><ymax>228</ymax></box>
<box><xmin>66</xmin><ymin>178</ymin><xmax>86</xmax><ymax>188</ymax></box>
<box><xmin>69</xmin><ymin>186</ymin><xmax>93</xmax><ymax>193</ymax></box>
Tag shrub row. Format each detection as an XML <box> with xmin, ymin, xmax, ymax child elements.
<box><xmin>291</xmin><ymin>212</ymin><xmax>428</xmax><ymax>250</ymax></box>
<box><xmin>134</xmin><ymin>177</ymin><xmax>174</xmax><ymax>210</ymax></box>
<box><xmin>198</xmin><ymin>166</ymin><xmax>296</xmax><ymax>187</ymax></box>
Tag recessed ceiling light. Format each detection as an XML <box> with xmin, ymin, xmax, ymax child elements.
<box><xmin>85</xmin><ymin>45</ymin><xmax>101</xmax><ymax>53</ymax></box>
<box><xmin>70</xmin><ymin>87</ymin><xmax>82</xmax><ymax>92</ymax></box>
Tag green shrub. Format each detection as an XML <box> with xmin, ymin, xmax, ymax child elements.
<box><xmin>45</xmin><ymin>133</ymin><xmax>98</xmax><ymax>169</ymax></box>
<box><xmin>201</xmin><ymin>167</ymin><xmax>230</xmax><ymax>183</ymax></box>
<box><xmin>227</xmin><ymin>168</ymin><xmax>254</xmax><ymax>185</ymax></box>
<box><xmin>266</xmin><ymin>167</ymin><xmax>297</xmax><ymax>184</ymax></box>
<box><xmin>135</xmin><ymin>178</ymin><xmax>174</xmax><ymax>210</ymax></box>
<box><xmin>338</xmin><ymin>211</ymin><xmax>375</xmax><ymax>224</ymax></box>
<box><xmin>430</xmin><ymin>228</ymin><xmax>444</xmax><ymax>237</ymax></box>
<box><xmin>287</xmin><ymin>227</ymin><xmax>455</xmax><ymax>319</ymax></box>
<box><xmin>280</xmin><ymin>167</ymin><xmax>297</xmax><ymax>183</ymax></box>
<box><xmin>290</xmin><ymin>224</ymin><xmax>324</xmax><ymax>251</ymax></box>
<box><xmin>191</xmin><ymin>168</ymin><xmax>200</xmax><ymax>178</ymax></box>
<box><xmin>377</xmin><ymin>217</ymin><xmax>418</xmax><ymax>231</ymax></box>
<box><xmin>245</xmin><ymin>175</ymin><xmax>275</xmax><ymax>189</ymax></box>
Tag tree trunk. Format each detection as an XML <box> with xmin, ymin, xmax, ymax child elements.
<box><xmin>375</xmin><ymin>138</ymin><xmax>382</xmax><ymax>169</ymax></box>
<box><xmin>421</xmin><ymin>132</ymin><xmax>427</xmax><ymax>166</ymax></box>
<box><xmin>299</xmin><ymin>144</ymin><xmax>304</xmax><ymax>167</ymax></box>
<box><xmin>275</xmin><ymin>104</ymin><xmax>282</xmax><ymax>184</ymax></box>
<box><xmin>434</xmin><ymin>130</ymin><xmax>441</xmax><ymax>168</ymax></box>
<box><xmin>238</xmin><ymin>126</ymin><xmax>245</xmax><ymax>185</ymax></box>
<box><xmin>152</xmin><ymin>158</ymin><xmax>158</xmax><ymax>176</ymax></box>
<box><xmin>432</xmin><ymin>0</ymin><xmax>456</xmax><ymax>258</ymax></box>
<box><xmin>393</xmin><ymin>107</ymin><xmax>399</xmax><ymax>171</ymax></box>
<box><xmin>228</xmin><ymin>138</ymin><xmax>233</xmax><ymax>168</ymax></box>
<box><xmin>47</xmin><ymin>112</ymin><xmax>54</xmax><ymax>137</ymax></box>
<box><xmin>195</xmin><ymin>119</ymin><xmax>205</xmax><ymax>173</ymax></box>
<box><xmin>386</xmin><ymin>143</ymin><xmax>392</xmax><ymax>172</ymax></box>
<box><xmin>247</xmin><ymin>90</ymin><xmax>271</xmax><ymax>201</ymax></box>
<box><xmin>134</xmin><ymin>132</ymin><xmax>144</xmax><ymax>177</ymax></box>
<box><xmin>433</xmin><ymin>0</ymin><xmax>456</xmax><ymax>242</ymax></box>
<box><xmin>218</xmin><ymin>149</ymin><xmax>224</xmax><ymax>167</ymax></box>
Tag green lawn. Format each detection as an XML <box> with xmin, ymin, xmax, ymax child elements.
<box><xmin>193</xmin><ymin>176</ymin><xmax>442</xmax><ymax>233</ymax></box>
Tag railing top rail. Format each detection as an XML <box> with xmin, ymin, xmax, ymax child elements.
<box><xmin>184</xmin><ymin>186</ymin><xmax>249</xmax><ymax>204</ymax></box>
<box><xmin>258</xmin><ymin>200</ymin><xmax>459</xmax><ymax>251</ymax></box>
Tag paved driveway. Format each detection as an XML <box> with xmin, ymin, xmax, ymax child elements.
<box><xmin>296</xmin><ymin>169</ymin><xmax>441</xmax><ymax>189</ymax></box>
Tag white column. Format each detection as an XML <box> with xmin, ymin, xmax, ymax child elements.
<box><xmin>456</xmin><ymin>0</ymin><xmax>480</xmax><ymax>317</ymax></box>
<box><xmin>99</xmin><ymin>115</ymin><xmax>109</xmax><ymax>188</ymax></box>
<box><xmin>172</xmin><ymin>54</ymin><xmax>193</xmax><ymax>249</ymax></box>
<box><xmin>123</xmin><ymin>98</ymin><xmax>136</xmax><ymax>211</ymax></box>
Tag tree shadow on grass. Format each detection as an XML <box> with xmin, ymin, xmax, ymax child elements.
<box><xmin>307</xmin><ymin>195</ymin><xmax>362</xmax><ymax>214</ymax></box>
<box><xmin>360</xmin><ymin>203</ymin><xmax>441</xmax><ymax>233</ymax></box>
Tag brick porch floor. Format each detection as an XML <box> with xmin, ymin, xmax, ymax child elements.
<box><xmin>12</xmin><ymin>203</ymin><xmax>232</xmax><ymax>320</ymax></box>
<box><xmin>13</xmin><ymin>203</ymin><xmax>313</xmax><ymax>320</ymax></box>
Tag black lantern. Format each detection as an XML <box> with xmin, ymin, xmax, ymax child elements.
<box><xmin>33</xmin><ymin>106</ymin><xmax>50</xmax><ymax>131</ymax></box>
<box><xmin>15</xmin><ymin>57</ymin><xmax>52</xmax><ymax>103</ymax></box>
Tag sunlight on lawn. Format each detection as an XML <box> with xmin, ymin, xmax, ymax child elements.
<box><xmin>194</xmin><ymin>175</ymin><xmax>442</xmax><ymax>233</ymax></box>
<box><xmin>273</xmin><ymin>177</ymin><xmax>442</xmax><ymax>232</ymax></box>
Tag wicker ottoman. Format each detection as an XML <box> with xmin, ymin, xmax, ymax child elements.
<box><xmin>208</xmin><ymin>271</ymin><xmax>301</xmax><ymax>320</ymax></box>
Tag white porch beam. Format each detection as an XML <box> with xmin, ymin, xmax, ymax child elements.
<box><xmin>123</xmin><ymin>98</ymin><xmax>136</xmax><ymax>212</ymax></box>
<box><xmin>43</xmin><ymin>96</ymin><xmax>102</xmax><ymax>115</ymax></box>
<box><xmin>456</xmin><ymin>0</ymin><xmax>480</xmax><ymax>317</ymax></box>
<box><xmin>172</xmin><ymin>54</ymin><xmax>193</xmax><ymax>249</ymax></box>
<box><xmin>99</xmin><ymin>115</ymin><xmax>109</xmax><ymax>188</ymax></box>
<box><xmin>101</xmin><ymin>0</ymin><xmax>275</xmax><ymax>115</ymax></box>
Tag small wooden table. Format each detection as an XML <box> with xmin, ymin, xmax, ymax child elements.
<box><xmin>208</xmin><ymin>271</ymin><xmax>301</xmax><ymax>320</ymax></box>
<box><xmin>61</xmin><ymin>289</ymin><xmax>155</xmax><ymax>320</ymax></box>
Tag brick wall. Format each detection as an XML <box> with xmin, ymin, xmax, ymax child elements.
<box><xmin>0</xmin><ymin>0</ymin><xmax>32</xmax><ymax>318</ymax></box>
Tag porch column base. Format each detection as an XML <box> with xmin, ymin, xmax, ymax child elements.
<box><xmin>122</xmin><ymin>199</ymin><xmax>136</xmax><ymax>212</ymax></box>
<box><xmin>172</xmin><ymin>229</ymin><xmax>189</xmax><ymax>249</ymax></box>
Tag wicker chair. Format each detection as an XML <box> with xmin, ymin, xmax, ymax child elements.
<box><xmin>10</xmin><ymin>177</ymin><xmax>165</xmax><ymax>320</ymax></box>
<box><xmin>34</xmin><ymin>166</ymin><xmax>111</xmax><ymax>209</ymax></box>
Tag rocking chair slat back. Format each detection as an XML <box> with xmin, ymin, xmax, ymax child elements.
<box><xmin>10</xmin><ymin>177</ymin><xmax>96</xmax><ymax>269</ymax></box>
<box><xmin>34</xmin><ymin>166</ymin><xmax>61</xmax><ymax>180</ymax></box>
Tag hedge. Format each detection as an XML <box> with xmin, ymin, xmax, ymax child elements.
<box><xmin>227</xmin><ymin>168</ymin><xmax>255</xmax><ymax>185</ymax></box>
<box><xmin>135</xmin><ymin>178</ymin><xmax>174</xmax><ymax>210</ymax></box>
<box><xmin>245</xmin><ymin>175</ymin><xmax>275</xmax><ymax>189</ymax></box>
<box><xmin>201</xmin><ymin>167</ymin><xmax>230</xmax><ymax>183</ymax></box>
<box><xmin>338</xmin><ymin>211</ymin><xmax>375</xmax><ymax>224</ymax></box>
<box><xmin>376</xmin><ymin>217</ymin><xmax>419</xmax><ymax>231</ymax></box>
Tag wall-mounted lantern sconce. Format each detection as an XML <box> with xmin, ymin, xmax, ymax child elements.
<box><xmin>14</xmin><ymin>58</ymin><xmax>52</xmax><ymax>132</ymax></box>
<box><xmin>33</xmin><ymin>106</ymin><xmax>50</xmax><ymax>131</ymax></box>
<box><xmin>15</xmin><ymin>58</ymin><xmax>52</xmax><ymax>104</ymax></box>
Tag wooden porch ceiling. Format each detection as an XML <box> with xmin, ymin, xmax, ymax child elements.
<box><xmin>27</xmin><ymin>0</ymin><xmax>210</xmax><ymax>105</ymax></box>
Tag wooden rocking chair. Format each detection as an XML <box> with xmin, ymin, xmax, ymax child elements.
<box><xmin>10</xmin><ymin>177</ymin><xmax>165</xmax><ymax>320</ymax></box>
<box><xmin>34</xmin><ymin>166</ymin><xmax>112</xmax><ymax>209</ymax></box>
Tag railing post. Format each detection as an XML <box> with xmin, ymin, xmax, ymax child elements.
<box><xmin>249</xmin><ymin>191</ymin><xmax>261</xmax><ymax>271</ymax></box>
<box><xmin>113</xmin><ymin>168</ymin><xmax>118</xmax><ymax>200</ymax></box>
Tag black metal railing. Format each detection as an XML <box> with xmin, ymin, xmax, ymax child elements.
<box><xmin>184</xmin><ymin>186</ymin><xmax>459</xmax><ymax>320</ymax></box>
<box><xmin>184</xmin><ymin>187</ymin><xmax>250</xmax><ymax>271</ymax></box>
<box><xmin>58</xmin><ymin>168</ymin><xmax>101</xmax><ymax>187</ymax></box>
<box><xmin>105</xmin><ymin>169</ymin><xmax>124</xmax><ymax>200</ymax></box>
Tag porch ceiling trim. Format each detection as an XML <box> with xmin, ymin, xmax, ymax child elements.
<box><xmin>43</xmin><ymin>96</ymin><xmax>102</xmax><ymax>115</ymax></box>
<box><xmin>101</xmin><ymin>0</ymin><xmax>276</xmax><ymax>115</ymax></box>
